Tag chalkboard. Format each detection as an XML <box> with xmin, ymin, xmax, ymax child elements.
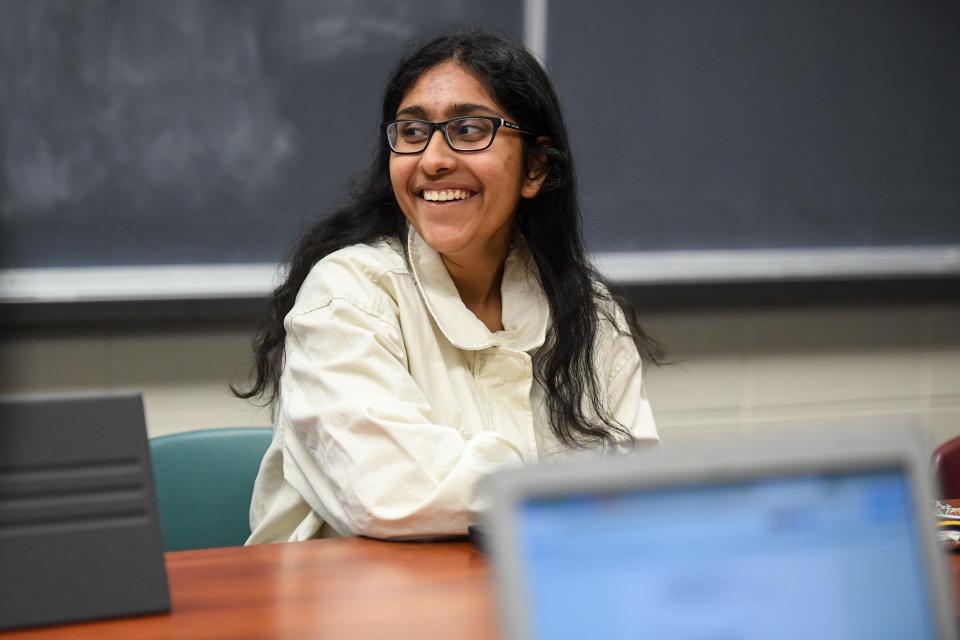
<box><xmin>549</xmin><ymin>0</ymin><xmax>960</xmax><ymax>252</ymax></box>
<box><xmin>0</xmin><ymin>0</ymin><xmax>521</xmax><ymax>269</ymax></box>
<box><xmin>1</xmin><ymin>0</ymin><xmax>959</xmax><ymax>278</ymax></box>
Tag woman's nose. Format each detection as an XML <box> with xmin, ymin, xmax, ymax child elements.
<box><xmin>418</xmin><ymin>129</ymin><xmax>457</xmax><ymax>175</ymax></box>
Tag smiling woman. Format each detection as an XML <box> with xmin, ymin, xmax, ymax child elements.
<box><xmin>234</xmin><ymin>30</ymin><xmax>664</xmax><ymax>542</ymax></box>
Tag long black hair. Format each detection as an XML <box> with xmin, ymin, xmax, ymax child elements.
<box><xmin>234</xmin><ymin>29</ymin><xmax>663</xmax><ymax>449</ymax></box>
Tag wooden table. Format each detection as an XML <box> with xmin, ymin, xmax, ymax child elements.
<box><xmin>5</xmin><ymin>532</ymin><xmax>960</xmax><ymax>639</ymax></box>
<box><xmin>0</xmin><ymin>538</ymin><xmax>495</xmax><ymax>640</ymax></box>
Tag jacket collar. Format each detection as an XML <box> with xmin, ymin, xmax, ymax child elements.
<box><xmin>407</xmin><ymin>227</ymin><xmax>549</xmax><ymax>352</ymax></box>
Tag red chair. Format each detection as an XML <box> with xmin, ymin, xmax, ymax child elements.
<box><xmin>931</xmin><ymin>435</ymin><xmax>960</xmax><ymax>499</ymax></box>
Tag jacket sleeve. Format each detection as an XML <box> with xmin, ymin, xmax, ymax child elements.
<box><xmin>278</xmin><ymin>296</ymin><xmax>525</xmax><ymax>540</ymax></box>
<box><xmin>605</xmin><ymin>333</ymin><xmax>659</xmax><ymax>446</ymax></box>
<box><xmin>600</xmin><ymin>299</ymin><xmax>659</xmax><ymax>447</ymax></box>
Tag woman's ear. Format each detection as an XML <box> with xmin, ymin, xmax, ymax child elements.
<box><xmin>521</xmin><ymin>136</ymin><xmax>551</xmax><ymax>199</ymax></box>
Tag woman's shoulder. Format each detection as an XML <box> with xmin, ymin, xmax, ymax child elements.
<box><xmin>292</xmin><ymin>238</ymin><xmax>410</xmax><ymax>313</ymax></box>
<box><xmin>319</xmin><ymin>237</ymin><xmax>408</xmax><ymax>276</ymax></box>
<box><xmin>588</xmin><ymin>279</ymin><xmax>646</xmax><ymax>375</ymax></box>
<box><xmin>590</xmin><ymin>280</ymin><xmax>631</xmax><ymax>335</ymax></box>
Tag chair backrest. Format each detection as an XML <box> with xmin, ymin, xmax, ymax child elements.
<box><xmin>932</xmin><ymin>435</ymin><xmax>960</xmax><ymax>499</ymax></box>
<box><xmin>150</xmin><ymin>427</ymin><xmax>272</xmax><ymax>551</ymax></box>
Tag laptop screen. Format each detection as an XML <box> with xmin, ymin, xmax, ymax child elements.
<box><xmin>516</xmin><ymin>468</ymin><xmax>935</xmax><ymax>640</ymax></box>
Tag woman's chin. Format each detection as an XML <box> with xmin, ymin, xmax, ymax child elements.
<box><xmin>418</xmin><ymin>228</ymin><xmax>471</xmax><ymax>257</ymax></box>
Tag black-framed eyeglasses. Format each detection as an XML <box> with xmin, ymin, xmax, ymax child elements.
<box><xmin>383</xmin><ymin>116</ymin><xmax>534</xmax><ymax>154</ymax></box>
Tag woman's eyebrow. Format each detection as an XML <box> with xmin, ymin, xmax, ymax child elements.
<box><xmin>445</xmin><ymin>102</ymin><xmax>499</xmax><ymax>118</ymax></box>
<box><xmin>395</xmin><ymin>102</ymin><xmax>500</xmax><ymax>119</ymax></box>
<box><xmin>396</xmin><ymin>104</ymin><xmax>427</xmax><ymax>118</ymax></box>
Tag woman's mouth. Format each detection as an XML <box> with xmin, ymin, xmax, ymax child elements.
<box><xmin>419</xmin><ymin>188</ymin><xmax>477</xmax><ymax>202</ymax></box>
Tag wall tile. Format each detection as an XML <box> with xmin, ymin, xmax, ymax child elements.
<box><xmin>0</xmin><ymin>332</ymin><xmax>107</xmax><ymax>391</ymax></box>
<box><xmin>642</xmin><ymin>310</ymin><xmax>749</xmax><ymax>414</ymax></box>
<box><xmin>140</xmin><ymin>382</ymin><xmax>272</xmax><ymax>437</ymax></box>
<box><xmin>748</xmin><ymin>307</ymin><xmax>928</xmax><ymax>408</ymax></box>
<box><xmin>104</xmin><ymin>329</ymin><xmax>255</xmax><ymax>387</ymax></box>
<box><xmin>646</xmin><ymin>357</ymin><xmax>747</xmax><ymax>414</ymax></box>
<box><xmin>927</xmin><ymin>306</ymin><xmax>960</xmax><ymax>401</ymax></box>
<box><xmin>654</xmin><ymin>406</ymin><xmax>745</xmax><ymax>429</ymax></box>
<box><xmin>922</xmin><ymin>408</ymin><xmax>960</xmax><ymax>446</ymax></box>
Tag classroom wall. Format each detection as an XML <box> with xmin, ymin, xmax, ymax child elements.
<box><xmin>2</xmin><ymin>301</ymin><xmax>958</xmax><ymax>445</ymax></box>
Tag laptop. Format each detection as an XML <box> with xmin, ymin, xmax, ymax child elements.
<box><xmin>486</xmin><ymin>422</ymin><xmax>957</xmax><ymax>640</ymax></box>
<box><xmin>0</xmin><ymin>392</ymin><xmax>170</xmax><ymax>631</ymax></box>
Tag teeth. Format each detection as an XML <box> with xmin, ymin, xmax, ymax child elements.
<box><xmin>422</xmin><ymin>189</ymin><xmax>472</xmax><ymax>202</ymax></box>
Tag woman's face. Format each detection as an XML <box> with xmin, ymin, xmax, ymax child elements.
<box><xmin>389</xmin><ymin>61</ymin><xmax>544</xmax><ymax>262</ymax></box>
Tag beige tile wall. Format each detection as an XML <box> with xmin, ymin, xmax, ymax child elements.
<box><xmin>642</xmin><ymin>303</ymin><xmax>960</xmax><ymax>445</ymax></box>
<box><xmin>0</xmin><ymin>326</ymin><xmax>272</xmax><ymax>435</ymax></box>
<box><xmin>2</xmin><ymin>302</ymin><xmax>959</xmax><ymax>444</ymax></box>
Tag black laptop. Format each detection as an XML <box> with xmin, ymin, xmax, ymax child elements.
<box><xmin>0</xmin><ymin>392</ymin><xmax>170</xmax><ymax>631</ymax></box>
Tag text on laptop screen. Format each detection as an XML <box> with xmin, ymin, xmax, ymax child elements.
<box><xmin>517</xmin><ymin>469</ymin><xmax>934</xmax><ymax>640</ymax></box>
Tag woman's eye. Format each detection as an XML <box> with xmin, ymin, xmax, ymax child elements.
<box><xmin>399</xmin><ymin>123</ymin><xmax>429</xmax><ymax>140</ymax></box>
<box><xmin>452</xmin><ymin>120</ymin><xmax>490</xmax><ymax>140</ymax></box>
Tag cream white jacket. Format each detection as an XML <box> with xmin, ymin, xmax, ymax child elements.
<box><xmin>247</xmin><ymin>229</ymin><xmax>657</xmax><ymax>543</ymax></box>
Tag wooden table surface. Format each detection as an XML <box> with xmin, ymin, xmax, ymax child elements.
<box><xmin>0</xmin><ymin>537</ymin><xmax>495</xmax><ymax>640</ymax></box>
<box><xmin>5</xmin><ymin>528</ymin><xmax>960</xmax><ymax>639</ymax></box>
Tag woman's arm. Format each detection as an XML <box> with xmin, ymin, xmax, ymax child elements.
<box><xmin>279</xmin><ymin>295</ymin><xmax>525</xmax><ymax>539</ymax></box>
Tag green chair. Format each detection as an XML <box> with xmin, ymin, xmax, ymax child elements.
<box><xmin>150</xmin><ymin>427</ymin><xmax>273</xmax><ymax>551</ymax></box>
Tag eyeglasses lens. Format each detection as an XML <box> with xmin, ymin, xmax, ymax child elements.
<box><xmin>445</xmin><ymin>118</ymin><xmax>495</xmax><ymax>151</ymax></box>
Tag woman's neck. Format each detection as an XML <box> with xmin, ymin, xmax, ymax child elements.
<box><xmin>441</xmin><ymin>246</ymin><xmax>508</xmax><ymax>333</ymax></box>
